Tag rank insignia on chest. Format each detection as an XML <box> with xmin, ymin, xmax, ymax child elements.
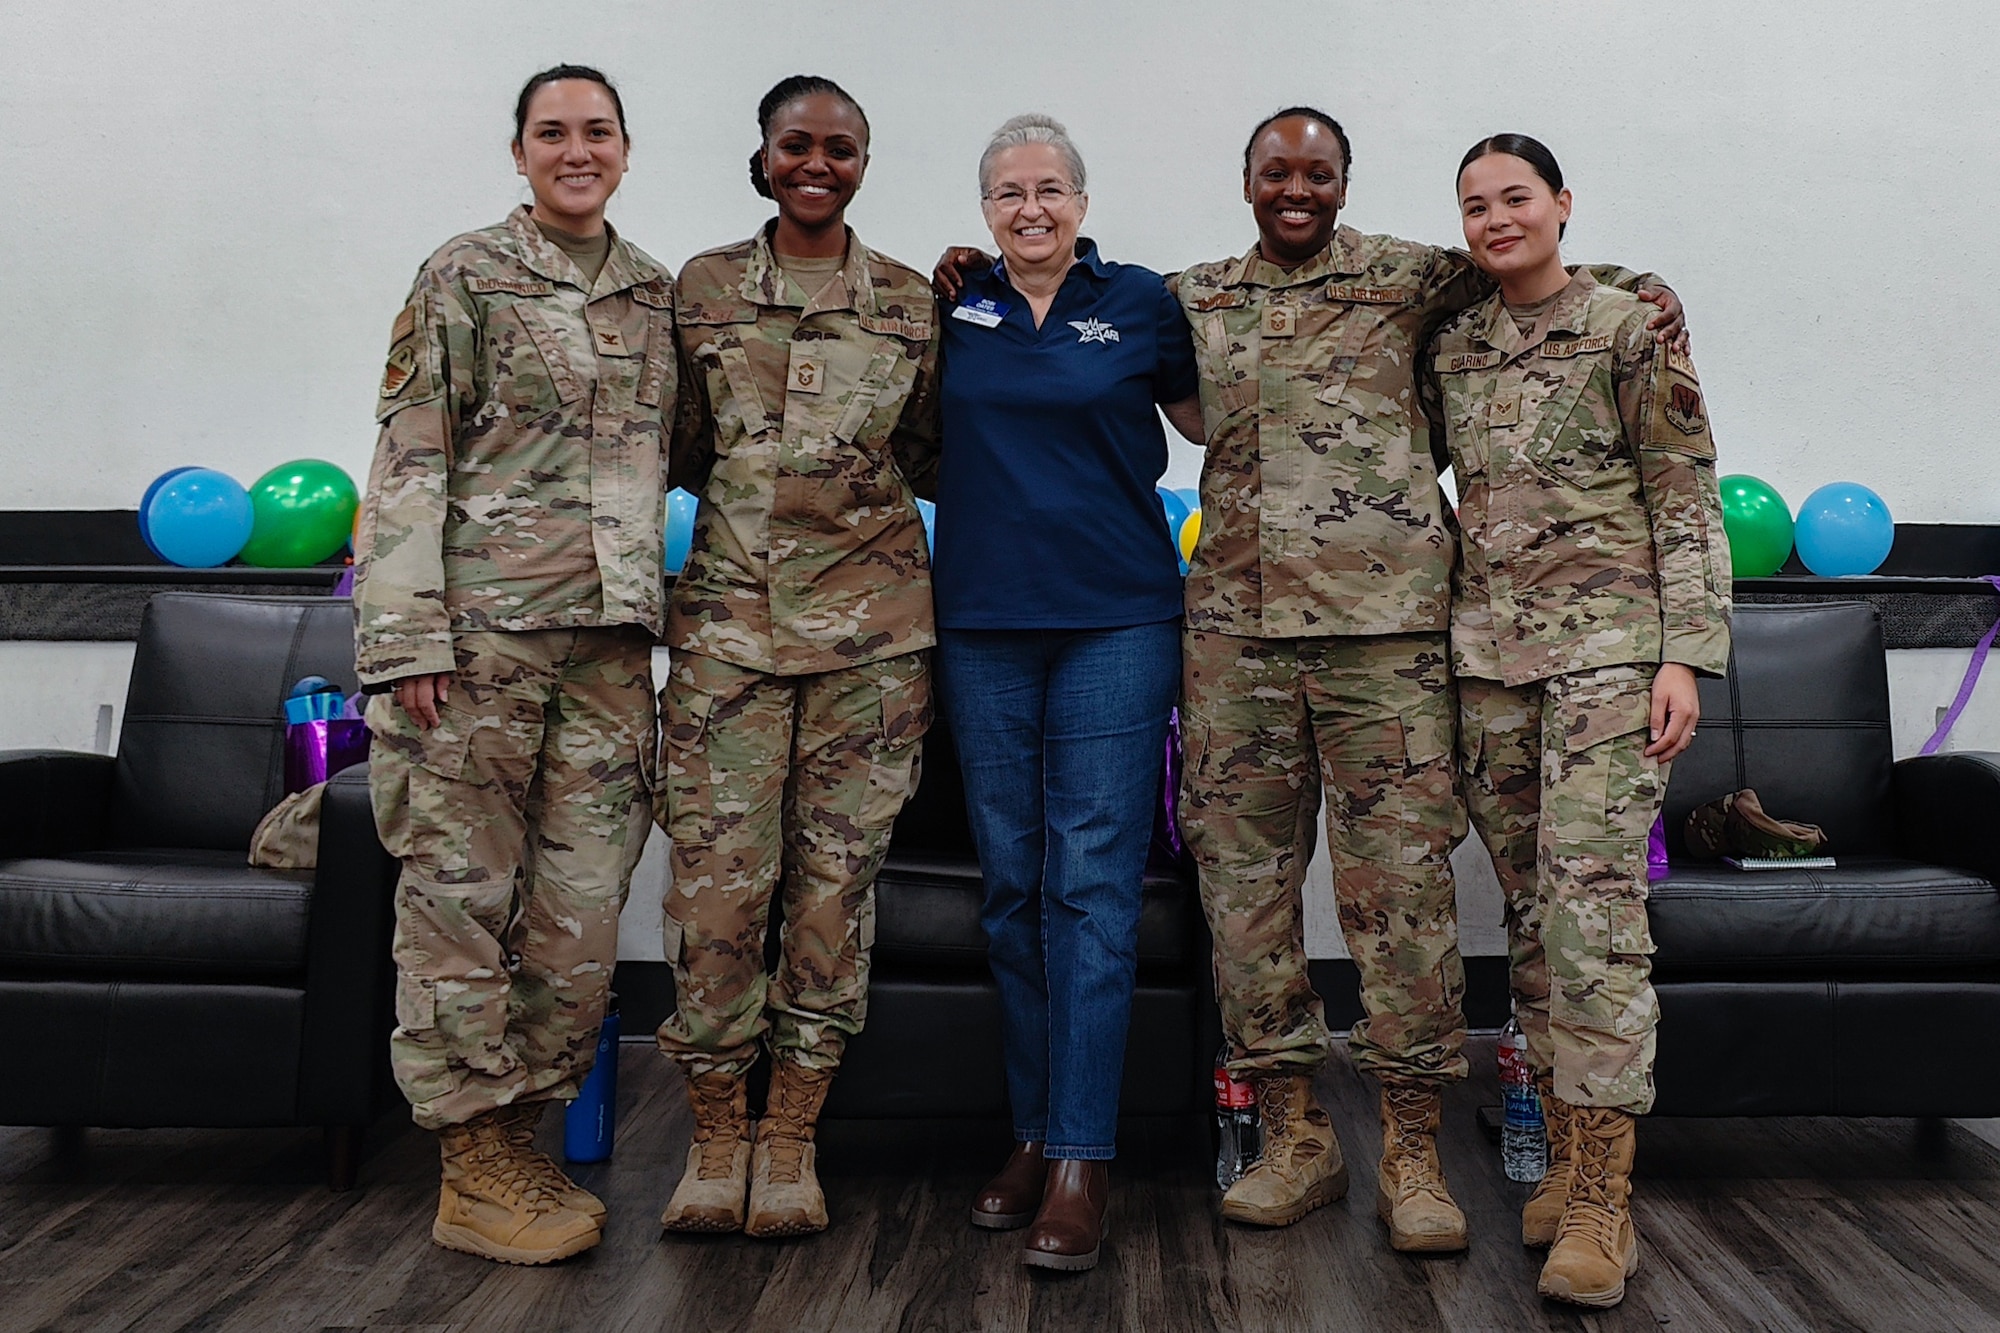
<box><xmin>1261</xmin><ymin>304</ymin><xmax>1298</xmax><ymax>338</ymax></box>
<box><xmin>1665</xmin><ymin>382</ymin><xmax>1706</xmax><ymax>435</ymax></box>
<box><xmin>791</xmin><ymin>356</ymin><xmax>826</xmax><ymax>394</ymax></box>
<box><xmin>592</xmin><ymin>325</ymin><xmax>629</xmax><ymax>356</ymax></box>
<box><xmin>1486</xmin><ymin>393</ymin><xmax>1521</xmax><ymax>427</ymax></box>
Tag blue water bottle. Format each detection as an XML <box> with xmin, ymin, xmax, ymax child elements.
<box><xmin>564</xmin><ymin>1003</ymin><xmax>620</xmax><ymax>1163</ymax></box>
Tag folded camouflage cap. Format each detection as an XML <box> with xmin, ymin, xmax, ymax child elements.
<box><xmin>1683</xmin><ymin>789</ymin><xmax>1827</xmax><ymax>860</ymax></box>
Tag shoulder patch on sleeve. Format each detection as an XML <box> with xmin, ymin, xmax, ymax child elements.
<box><xmin>1664</xmin><ymin>380</ymin><xmax>1707</xmax><ymax>436</ymax></box>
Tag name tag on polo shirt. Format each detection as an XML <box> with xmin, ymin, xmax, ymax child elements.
<box><xmin>791</xmin><ymin>357</ymin><xmax>826</xmax><ymax>394</ymax></box>
<box><xmin>1262</xmin><ymin>304</ymin><xmax>1298</xmax><ymax>338</ymax></box>
<box><xmin>952</xmin><ymin>297</ymin><xmax>1009</xmax><ymax>328</ymax></box>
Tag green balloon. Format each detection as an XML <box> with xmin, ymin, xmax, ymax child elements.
<box><xmin>1718</xmin><ymin>474</ymin><xmax>1794</xmax><ymax>578</ymax></box>
<box><xmin>239</xmin><ymin>459</ymin><xmax>361</xmax><ymax>568</ymax></box>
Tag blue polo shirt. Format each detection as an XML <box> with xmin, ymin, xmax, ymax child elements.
<box><xmin>934</xmin><ymin>239</ymin><xmax>1199</xmax><ymax>630</ymax></box>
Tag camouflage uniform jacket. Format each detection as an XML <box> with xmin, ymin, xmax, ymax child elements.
<box><xmin>1424</xmin><ymin>269</ymin><xmax>1732</xmax><ymax>687</ymax></box>
<box><xmin>667</xmin><ymin>224</ymin><xmax>940</xmax><ymax>677</ymax></box>
<box><xmin>354</xmin><ymin>206</ymin><xmax>679</xmax><ymax>686</ymax></box>
<box><xmin>1173</xmin><ymin>228</ymin><xmax>1653</xmax><ymax>641</ymax></box>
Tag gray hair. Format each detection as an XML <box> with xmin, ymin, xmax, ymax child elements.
<box><xmin>978</xmin><ymin>113</ymin><xmax>1088</xmax><ymax>195</ymax></box>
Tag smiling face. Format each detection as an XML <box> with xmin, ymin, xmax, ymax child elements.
<box><xmin>980</xmin><ymin>143</ymin><xmax>1086</xmax><ymax>273</ymax></box>
<box><xmin>762</xmin><ymin>91</ymin><xmax>869</xmax><ymax>240</ymax></box>
<box><xmin>510</xmin><ymin>79</ymin><xmax>628</xmax><ymax>234</ymax></box>
<box><xmin>1245</xmin><ymin>117</ymin><xmax>1347</xmax><ymax>267</ymax></box>
<box><xmin>1457</xmin><ymin>152</ymin><xmax>1572</xmax><ymax>289</ymax></box>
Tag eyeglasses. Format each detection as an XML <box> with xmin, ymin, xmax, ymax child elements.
<box><xmin>980</xmin><ymin>184</ymin><xmax>1082</xmax><ymax>210</ymax></box>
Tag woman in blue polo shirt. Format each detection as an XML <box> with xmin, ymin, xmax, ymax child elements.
<box><xmin>932</xmin><ymin>113</ymin><xmax>1201</xmax><ymax>1273</ymax></box>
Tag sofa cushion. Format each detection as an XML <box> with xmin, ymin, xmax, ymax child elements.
<box><xmin>872</xmin><ymin>854</ymin><xmax>1197</xmax><ymax>972</ymax></box>
<box><xmin>1650</xmin><ymin>857</ymin><xmax>2000</xmax><ymax>973</ymax></box>
<box><xmin>0</xmin><ymin>849</ymin><xmax>313</xmax><ymax>980</ymax></box>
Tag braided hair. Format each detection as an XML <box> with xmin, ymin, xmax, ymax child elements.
<box><xmin>1242</xmin><ymin>105</ymin><xmax>1351</xmax><ymax>176</ymax></box>
<box><xmin>748</xmin><ymin>75</ymin><xmax>869</xmax><ymax>198</ymax></box>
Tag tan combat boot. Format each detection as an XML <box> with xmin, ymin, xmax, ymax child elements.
<box><xmin>1538</xmin><ymin>1104</ymin><xmax>1641</xmax><ymax>1308</ymax></box>
<box><xmin>660</xmin><ymin>1069</ymin><xmax>754</xmax><ymax>1233</ymax></box>
<box><xmin>494</xmin><ymin>1101</ymin><xmax>606</xmax><ymax>1226</ymax></box>
<box><xmin>1219</xmin><ymin>1072</ymin><xmax>1349</xmax><ymax>1227</ymax></box>
<box><xmin>1521</xmin><ymin>1077</ymin><xmax>1576</xmax><ymax>1248</ymax></box>
<box><xmin>432</xmin><ymin>1111</ymin><xmax>602</xmax><ymax>1265</ymax></box>
<box><xmin>1375</xmin><ymin>1082</ymin><xmax>1467</xmax><ymax>1253</ymax></box>
<box><xmin>744</xmin><ymin>1060</ymin><xmax>834</xmax><ymax>1238</ymax></box>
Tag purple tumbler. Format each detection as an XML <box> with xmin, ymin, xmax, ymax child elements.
<box><xmin>1647</xmin><ymin>814</ymin><xmax>1670</xmax><ymax>882</ymax></box>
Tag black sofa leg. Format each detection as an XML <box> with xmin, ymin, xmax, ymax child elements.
<box><xmin>325</xmin><ymin>1124</ymin><xmax>365</xmax><ymax>1191</ymax></box>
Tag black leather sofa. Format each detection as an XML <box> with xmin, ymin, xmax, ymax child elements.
<box><xmin>824</xmin><ymin>708</ymin><xmax>1219</xmax><ymax>1124</ymax></box>
<box><xmin>1651</xmin><ymin>601</ymin><xmax>2000</xmax><ymax>1115</ymax></box>
<box><xmin>0</xmin><ymin>593</ymin><xmax>400</xmax><ymax>1185</ymax></box>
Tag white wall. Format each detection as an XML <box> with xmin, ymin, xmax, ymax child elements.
<box><xmin>6</xmin><ymin>1</ymin><xmax>2000</xmax><ymax>523</ymax></box>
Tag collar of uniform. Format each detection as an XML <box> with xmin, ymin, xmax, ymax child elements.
<box><xmin>741</xmin><ymin>220</ymin><xmax>873</xmax><ymax>316</ymax></box>
<box><xmin>1222</xmin><ymin>225</ymin><xmax>1362</xmax><ymax>290</ymax></box>
<box><xmin>503</xmin><ymin>206</ymin><xmax>658</xmax><ymax>295</ymax></box>
<box><xmin>991</xmin><ymin>236</ymin><xmax>1111</xmax><ymax>288</ymax></box>
<box><xmin>1474</xmin><ymin>266</ymin><xmax>1598</xmax><ymax>357</ymax></box>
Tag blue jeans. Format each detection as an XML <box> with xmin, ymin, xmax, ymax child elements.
<box><xmin>936</xmin><ymin>621</ymin><xmax>1180</xmax><ymax>1160</ymax></box>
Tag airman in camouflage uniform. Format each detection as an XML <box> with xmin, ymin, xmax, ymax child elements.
<box><xmin>1427</xmin><ymin>266</ymin><xmax>1729</xmax><ymax>1297</ymax></box>
<box><xmin>1174</xmin><ymin>210</ymin><xmax>1670</xmax><ymax>1244</ymax></box>
<box><xmin>355</xmin><ymin>206</ymin><xmax>676</xmax><ymax>1232</ymax></box>
<box><xmin>656</xmin><ymin>222</ymin><xmax>938</xmax><ymax>1236</ymax></box>
<box><xmin>1427</xmin><ymin>268</ymin><xmax>1731</xmax><ymax>1114</ymax></box>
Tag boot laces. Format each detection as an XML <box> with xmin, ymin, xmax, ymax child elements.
<box><xmin>1255</xmin><ymin>1076</ymin><xmax>1295</xmax><ymax>1144</ymax></box>
<box><xmin>764</xmin><ymin>1134</ymin><xmax>807</xmax><ymax>1185</ymax></box>
<box><xmin>1385</xmin><ymin>1086</ymin><xmax>1449</xmax><ymax>1199</ymax></box>
<box><xmin>498</xmin><ymin>1105</ymin><xmax>581</xmax><ymax>1198</ymax></box>
<box><xmin>687</xmin><ymin>1073</ymin><xmax>746</xmax><ymax>1179</ymax></box>
<box><xmin>458</xmin><ymin>1127</ymin><xmax>565</xmax><ymax>1213</ymax></box>
<box><xmin>1560</xmin><ymin>1107</ymin><xmax>1627</xmax><ymax>1247</ymax></box>
<box><xmin>761</xmin><ymin>1064</ymin><xmax>829</xmax><ymax>1186</ymax></box>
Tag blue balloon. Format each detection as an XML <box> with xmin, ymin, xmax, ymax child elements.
<box><xmin>146</xmin><ymin>469</ymin><xmax>253</xmax><ymax>568</ymax></box>
<box><xmin>916</xmin><ymin>497</ymin><xmax>937</xmax><ymax>554</ymax></box>
<box><xmin>137</xmin><ymin>466</ymin><xmax>199</xmax><ymax>560</ymax></box>
<box><xmin>1794</xmin><ymin>482</ymin><xmax>1894</xmax><ymax>577</ymax></box>
<box><xmin>1157</xmin><ymin>486</ymin><xmax>1189</xmax><ymax>538</ymax></box>
<box><xmin>1172</xmin><ymin>486</ymin><xmax>1200</xmax><ymax>515</ymax></box>
<box><xmin>664</xmin><ymin>488</ymin><xmax>699</xmax><ymax>575</ymax></box>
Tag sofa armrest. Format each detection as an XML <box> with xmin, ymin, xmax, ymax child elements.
<box><xmin>0</xmin><ymin>750</ymin><xmax>115</xmax><ymax>857</ymax></box>
<box><xmin>295</xmin><ymin>764</ymin><xmax>401</xmax><ymax>1123</ymax></box>
<box><xmin>1893</xmin><ymin>751</ymin><xmax>2000</xmax><ymax>885</ymax></box>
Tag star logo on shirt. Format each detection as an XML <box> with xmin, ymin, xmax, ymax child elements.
<box><xmin>1069</xmin><ymin>317</ymin><xmax>1121</xmax><ymax>345</ymax></box>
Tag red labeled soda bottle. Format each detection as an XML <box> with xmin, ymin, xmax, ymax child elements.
<box><xmin>1213</xmin><ymin>1045</ymin><xmax>1263</xmax><ymax>1188</ymax></box>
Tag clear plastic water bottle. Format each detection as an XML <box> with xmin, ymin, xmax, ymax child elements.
<box><xmin>1498</xmin><ymin>1017</ymin><xmax>1546</xmax><ymax>1182</ymax></box>
<box><xmin>1213</xmin><ymin>1046</ymin><xmax>1262</xmax><ymax>1189</ymax></box>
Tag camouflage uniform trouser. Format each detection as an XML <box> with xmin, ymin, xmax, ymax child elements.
<box><xmin>1180</xmin><ymin>630</ymin><xmax>1468</xmax><ymax>1085</ymax></box>
<box><xmin>1459</xmin><ymin>665</ymin><xmax>1665</xmax><ymax>1114</ymax></box>
<box><xmin>367</xmin><ymin>627</ymin><xmax>656</xmax><ymax>1131</ymax></box>
<box><xmin>653</xmin><ymin>649</ymin><xmax>930</xmax><ymax>1078</ymax></box>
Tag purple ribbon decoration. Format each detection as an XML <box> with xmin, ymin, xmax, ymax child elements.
<box><xmin>1918</xmin><ymin>575</ymin><xmax>2000</xmax><ymax>757</ymax></box>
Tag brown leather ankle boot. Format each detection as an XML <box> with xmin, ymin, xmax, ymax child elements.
<box><xmin>1022</xmin><ymin>1159</ymin><xmax>1109</xmax><ymax>1272</ymax></box>
<box><xmin>971</xmin><ymin>1141</ymin><xmax>1046</xmax><ymax>1229</ymax></box>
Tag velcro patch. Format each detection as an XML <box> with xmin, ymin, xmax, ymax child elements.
<box><xmin>1326</xmin><ymin>284</ymin><xmax>1410</xmax><ymax>304</ymax></box>
<box><xmin>380</xmin><ymin>343</ymin><xmax>418</xmax><ymax>399</ymax></box>
<box><xmin>630</xmin><ymin>279</ymin><xmax>674</xmax><ymax>309</ymax></box>
<box><xmin>467</xmin><ymin>276</ymin><xmax>557</xmax><ymax>296</ymax></box>
<box><xmin>790</xmin><ymin>356</ymin><xmax>826</xmax><ymax>395</ymax></box>
<box><xmin>858</xmin><ymin>311</ymin><xmax>931</xmax><ymax>340</ymax></box>
<box><xmin>1190</xmin><ymin>289</ymin><xmax>1249</xmax><ymax>312</ymax></box>
<box><xmin>1261</xmin><ymin>304</ymin><xmax>1298</xmax><ymax>338</ymax></box>
<box><xmin>1667</xmin><ymin>347</ymin><xmax>1700</xmax><ymax>381</ymax></box>
<box><xmin>1542</xmin><ymin>333</ymin><xmax>1615</xmax><ymax>359</ymax></box>
<box><xmin>1436</xmin><ymin>349</ymin><xmax>1504</xmax><ymax>373</ymax></box>
<box><xmin>1665</xmin><ymin>381</ymin><xmax>1707</xmax><ymax>435</ymax></box>
<box><xmin>389</xmin><ymin>303</ymin><xmax>415</xmax><ymax>346</ymax></box>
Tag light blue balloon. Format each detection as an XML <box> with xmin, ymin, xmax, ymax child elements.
<box><xmin>916</xmin><ymin>497</ymin><xmax>937</xmax><ymax>554</ymax></box>
<box><xmin>664</xmin><ymin>488</ymin><xmax>699</xmax><ymax>575</ymax></box>
<box><xmin>137</xmin><ymin>466</ymin><xmax>199</xmax><ymax>560</ymax></box>
<box><xmin>146</xmin><ymin>469</ymin><xmax>253</xmax><ymax>568</ymax></box>
<box><xmin>1157</xmin><ymin>486</ymin><xmax>1189</xmax><ymax>538</ymax></box>
<box><xmin>1794</xmin><ymin>481</ymin><xmax>1894</xmax><ymax>577</ymax></box>
<box><xmin>1172</xmin><ymin>486</ymin><xmax>1200</xmax><ymax>515</ymax></box>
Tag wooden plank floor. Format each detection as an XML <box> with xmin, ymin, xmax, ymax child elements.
<box><xmin>5</xmin><ymin>1037</ymin><xmax>2000</xmax><ymax>1332</ymax></box>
